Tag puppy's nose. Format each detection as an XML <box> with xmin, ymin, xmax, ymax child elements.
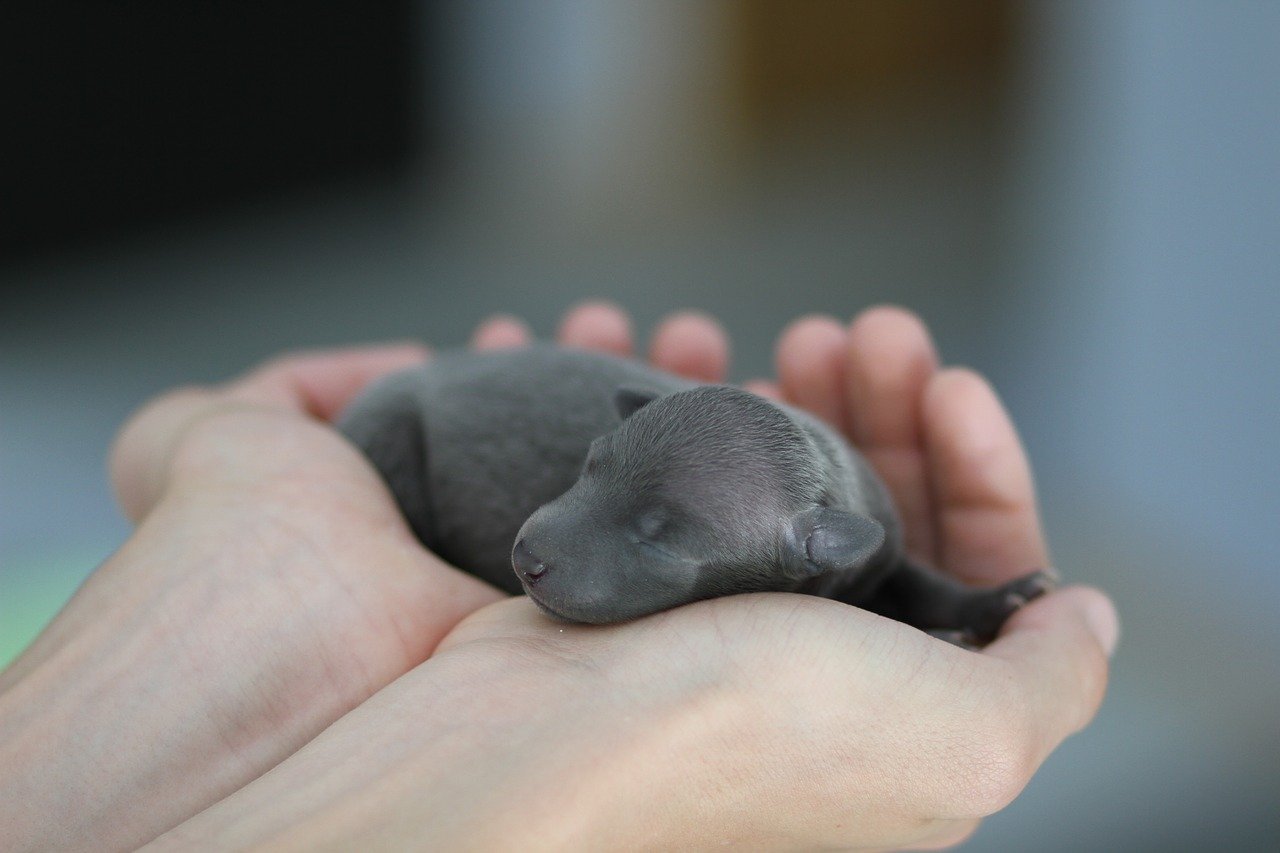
<box><xmin>512</xmin><ymin>538</ymin><xmax>550</xmax><ymax>583</ymax></box>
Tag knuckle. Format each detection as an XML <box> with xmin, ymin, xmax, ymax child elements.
<box><xmin>167</xmin><ymin>405</ymin><xmax>302</xmax><ymax>477</ymax></box>
<box><xmin>152</xmin><ymin>384</ymin><xmax>220</xmax><ymax>414</ymax></box>
<box><xmin>109</xmin><ymin>385</ymin><xmax>216</xmax><ymax>475</ymax></box>
<box><xmin>255</xmin><ymin>351</ymin><xmax>313</xmax><ymax>375</ymax></box>
<box><xmin>112</xmin><ymin>385</ymin><xmax>213</xmax><ymax>445</ymax></box>
<box><xmin>948</xmin><ymin>674</ymin><xmax>1037</xmax><ymax>818</ymax></box>
<box><xmin>108</xmin><ymin>384</ymin><xmax>220</xmax><ymax>519</ymax></box>
<box><xmin>965</xmin><ymin>729</ymin><xmax>1035</xmax><ymax>816</ymax></box>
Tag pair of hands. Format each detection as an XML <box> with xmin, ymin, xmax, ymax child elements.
<box><xmin>0</xmin><ymin>303</ymin><xmax>1116</xmax><ymax>851</ymax></box>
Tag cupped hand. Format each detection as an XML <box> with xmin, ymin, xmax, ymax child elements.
<box><xmin>0</xmin><ymin>302</ymin><xmax>724</xmax><ymax>852</ymax></box>
<box><xmin>149</xmin><ymin>307</ymin><xmax>1117</xmax><ymax>852</ymax></box>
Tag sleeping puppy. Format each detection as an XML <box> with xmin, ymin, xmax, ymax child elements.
<box><xmin>339</xmin><ymin>344</ymin><xmax>1050</xmax><ymax>644</ymax></box>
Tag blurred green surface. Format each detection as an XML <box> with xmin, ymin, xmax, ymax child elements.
<box><xmin>0</xmin><ymin>548</ymin><xmax>105</xmax><ymax>670</ymax></box>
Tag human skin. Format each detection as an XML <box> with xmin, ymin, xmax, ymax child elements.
<box><xmin>0</xmin><ymin>304</ymin><xmax>728</xmax><ymax>851</ymax></box>
<box><xmin>0</xmin><ymin>304</ymin><xmax>1117</xmax><ymax>851</ymax></box>
<box><xmin>154</xmin><ymin>306</ymin><xmax>1114</xmax><ymax>851</ymax></box>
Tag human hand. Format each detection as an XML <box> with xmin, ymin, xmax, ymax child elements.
<box><xmin>148</xmin><ymin>307</ymin><xmax>1117</xmax><ymax>851</ymax></box>
<box><xmin>0</xmin><ymin>303</ymin><xmax>726</xmax><ymax>852</ymax></box>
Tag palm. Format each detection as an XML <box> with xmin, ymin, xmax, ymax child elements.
<box><xmin>108</xmin><ymin>305</ymin><xmax>1112</xmax><ymax>852</ymax></box>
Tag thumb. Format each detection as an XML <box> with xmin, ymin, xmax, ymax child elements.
<box><xmin>110</xmin><ymin>343</ymin><xmax>428</xmax><ymax>522</ymax></box>
<box><xmin>982</xmin><ymin>586</ymin><xmax>1118</xmax><ymax>768</ymax></box>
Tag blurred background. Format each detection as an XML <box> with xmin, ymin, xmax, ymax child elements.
<box><xmin>2</xmin><ymin>1</ymin><xmax>1276</xmax><ymax>849</ymax></box>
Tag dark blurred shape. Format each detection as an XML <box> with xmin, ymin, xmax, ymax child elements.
<box><xmin>732</xmin><ymin>0</ymin><xmax>1013</xmax><ymax>127</ymax></box>
<box><xmin>0</xmin><ymin>1</ymin><xmax>432</xmax><ymax>266</ymax></box>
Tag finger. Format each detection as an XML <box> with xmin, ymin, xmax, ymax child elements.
<box><xmin>110</xmin><ymin>387</ymin><xmax>220</xmax><ymax>522</ymax></box>
<box><xmin>743</xmin><ymin>379</ymin><xmax>782</xmax><ymax>400</ymax></box>
<box><xmin>232</xmin><ymin>343</ymin><xmax>431</xmax><ymax>420</ymax></box>
<box><xmin>557</xmin><ymin>301</ymin><xmax>633</xmax><ymax>357</ymax></box>
<box><xmin>776</xmin><ymin>315</ymin><xmax>849</xmax><ymax>431</ymax></box>
<box><xmin>648</xmin><ymin>311</ymin><xmax>729</xmax><ymax>382</ymax></box>
<box><xmin>110</xmin><ymin>343</ymin><xmax>429</xmax><ymax>522</ymax></box>
<box><xmin>922</xmin><ymin>368</ymin><xmax>1048</xmax><ymax>584</ymax></box>
<box><xmin>983</xmin><ymin>587</ymin><xmax>1117</xmax><ymax>780</ymax></box>
<box><xmin>844</xmin><ymin>306</ymin><xmax>940</xmax><ymax>563</ymax></box>
<box><xmin>471</xmin><ymin>315</ymin><xmax>532</xmax><ymax>350</ymax></box>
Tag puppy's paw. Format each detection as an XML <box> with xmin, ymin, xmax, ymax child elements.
<box><xmin>962</xmin><ymin>569</ymin><xmax>1056</xmax><ymax>645</ymax></box>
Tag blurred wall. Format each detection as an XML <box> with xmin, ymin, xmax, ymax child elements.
<box><xmin>1002</xmin><ymin>1</ymin><xmax>1280</xmax><ymax>638</ymax></box>
<box><xmin>0</xmin><ymin>0</ymin><xmax>427</xmax><ymax>263</ymax></box>
<box><xmin>975</xmin><ymin>3</ymin><xmax>1280</xmax><ymax>846</ymax></box>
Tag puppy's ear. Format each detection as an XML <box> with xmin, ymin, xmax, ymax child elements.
<box><xmin>782</xmin><ymin>506</ymin><xmax>885</xmax><ymax>580</ymax></box>
<box><xmin>614</xmin><ymin>386</ymin><xmax>659</xmax><ymax>420</ymax></box>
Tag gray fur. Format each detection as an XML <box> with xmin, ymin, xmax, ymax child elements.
<box><xmin>339</xmin><ymin>344</ymin><xmax>1050</xmax><ymax>642</ymax></box>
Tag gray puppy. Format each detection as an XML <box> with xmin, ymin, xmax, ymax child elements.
<box><xmin>339</xmin><ymin>344</ymin><xmax>1050</xmax><ymax>643</ymax></box>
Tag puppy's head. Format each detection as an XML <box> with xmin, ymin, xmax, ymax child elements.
<box><xmin>513</xmin><ymin>385</ymin><xmax>882</xmax><ymax>623</ymax></box>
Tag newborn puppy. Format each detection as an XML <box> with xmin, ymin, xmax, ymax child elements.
<box><xmin>339</xmin><ymin>344</ymin><xmax>1050</xmax><ymax>644</ymax></box>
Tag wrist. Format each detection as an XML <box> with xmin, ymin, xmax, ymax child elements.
<box><xmin>0</xmin><ymin>583</ymin><xmax>349</xmax><ymax>851</ymax></box>
<box><xmin>0</xmin><ymin>612</ymin><xmax>268</xmax><ymax>851</ymax></box>
<box><xmin>0</xmin><ymin>491</ymin><xmax>453</xmax><ymax>851</ymax></box>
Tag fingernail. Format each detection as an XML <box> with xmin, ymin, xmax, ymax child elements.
<box><xmin>1082</xmin><ymin>597</ymin><xmax>1120</xmax><ymax>658</ymax></box>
